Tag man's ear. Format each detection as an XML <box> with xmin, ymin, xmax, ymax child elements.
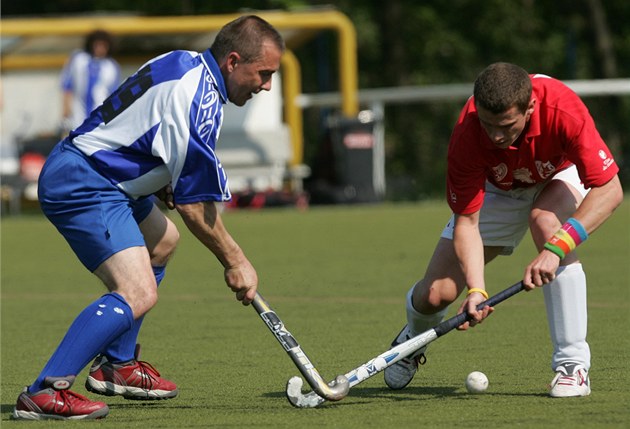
<box><xmin>526</xmin><ymin>97</ymin><xmax>537</xmax><ymax>116</ymax></box>
<box><xmin>226</xmin><ymin>52</ymin><xmax>241</xmax><ymax>72</ymax></box>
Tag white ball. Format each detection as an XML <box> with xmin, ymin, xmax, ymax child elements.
<box><xmin>465</xmin><ymin>371</ymin><xmax>489</xmax><ymax>394</ymax></box>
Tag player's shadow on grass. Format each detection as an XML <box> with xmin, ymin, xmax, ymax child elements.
<box><xmin>262</xmin><ymin>385</ymin><xmax>547</xmax><ymax>406</ymax></box>
<box><xmin>107</xmin><ymin>402</ymin><xmax>196</xmax><ymax>410</ymax></box>
<box><xmin>1</xmin><ymin>404</ymin><xmax>15</xmax><ymax>416</ymax></box>
<box><xmin>0</xmin><ymin>401</ymin><xmax>196</xmax><ymax>419</ymax></box>
<box><xmin>262</xmin><ymin>385</ymin><xmax>458</xmax><ymax>404</ymax></box>
<box><xmin>348</xmin><ymin>386</ymin><xmax>547</xmax><ymax>400</ymax></box>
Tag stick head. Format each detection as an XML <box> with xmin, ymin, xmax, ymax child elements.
<box><xmin>326</xmin><ymin>374</ymin><xmax>350</xmax><ymax>401</ymax></box>
<box><xmin>286</xmin><ymin>374</ymin><xmax>349</xmax><ymax>408</ymax></box>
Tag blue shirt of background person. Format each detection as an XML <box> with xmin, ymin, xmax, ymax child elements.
<box><xmin>61</xmin><ymin>29</ymin><xmax>121</xmax><ymax>131</ymax></box>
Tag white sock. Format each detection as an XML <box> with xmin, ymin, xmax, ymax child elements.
<box><xmin>543</xmin><ymin>263</ymin><xmax>590</xmax><ymax>371</ymax></box>
<box><xmin>405</xmin><ymin>285</ymin><xmax>449</xmax><ymax>337</ymax></box>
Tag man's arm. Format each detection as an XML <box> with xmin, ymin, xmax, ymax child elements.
<box><xmin>176</xmin><ymin>201</ymin><xmax>258</xmax><ymax>305</ymax></box>
<box><xmin>453</xmin><ymin>212</ymin><xmax>485</xmax><ymax>292</ymax></box>
<box><xmin>453</xmin><ymin>211</ymin><xmax>494</xmax><ymax>327</ymax></box>
<box><xmin>154</xmin><ymin>184</ymin><xmax>175</xmax><ymax>210</ymax></box>
<box><xmin>571</xmin><ymin>175</ymin><xmax>623</xmax><ymax>233</ymax></box>
<box><xmin>524</xmin><ymin>175</ymin><xmax>623</xmax><ymax>288</ymax></box>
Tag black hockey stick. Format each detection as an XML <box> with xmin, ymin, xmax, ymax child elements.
<box><xmin>286</xmin><ymin>281</ymin><xmax>525</xmax><ymax>407</ymax></box>
<box><xmin>252</xmin><ymin>292</ymin><xmax>349</xmax><ymax>402</ymax></box>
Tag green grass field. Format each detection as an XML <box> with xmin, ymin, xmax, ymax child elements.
<box><xmin>2</xmin><ymin>199</ymin><xmax>629</xmax><ymax>428</ymax></box>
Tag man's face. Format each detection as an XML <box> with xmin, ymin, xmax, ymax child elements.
<box><xmin>92</xmin><ymin>40</ymin><xmax>109</xmax><ymax>58</ymax></box>
<box><xmin>476</xmin><ymin>100</ymin><xmax>535</xmax><ymax>149</ymax></box>
<box><xmin>225</xmin><ymin>42</ymin><xmax>283</xmax><ymax>107</ymax></box>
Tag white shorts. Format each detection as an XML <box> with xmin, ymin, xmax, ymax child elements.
<box><xmin>441</xmin><ymin>165</ymin><xmax>589</xmax><ymax>255</ymax></box>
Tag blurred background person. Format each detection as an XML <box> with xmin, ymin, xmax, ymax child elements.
<box><xmin>60</xmin><ymin>29</ymin><xmax>121</xmax><ymax>133</ymax></box>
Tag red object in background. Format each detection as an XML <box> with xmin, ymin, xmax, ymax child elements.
<box><xmin>226</xmin><ymin>189</ymin><xmax>309</xmax><ymax>210</ymax></box>
<box><xmin>19</xmin><ymin>152</ymin><xmax>46</xmax><ymax>182</ymax></box>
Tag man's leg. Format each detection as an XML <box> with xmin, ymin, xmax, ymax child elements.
<box><xmin>530</xmin><ymin>168</ymin><xmax>591</xmax><ymax>397</ymax></box>
<box><xmin>29</xmin><ymin>292</ymin><xmax>134</xmax><ymax>393</ymax></box>
<box><xmin>100</xmin><ymin>266</ymin><xmax>165</xmax><ymax>362</ymax></box>
<box><xmin>543</xmin><ymin>263</ymin><xmax>590</xmax><ymax>369</ymax></box>
<box><xmin>384</xmin><ymin>237</ymin><xmax>465</xmax><ymax>390</ymax></box>
<box><xmin>385</xmin><ymin>183</ymin><xmax>529</xmax><ymax>390</ymax></box>
<box><xmin>23</xmin><ymin>244</ymin><xmax>154</xmax><ymax>398</ymax></box>
<box><xmin>101</xmin><ymin>204</ymin><xmax>178</xmax><ymax>362</ymax></box>
<box><xmin>86</xmin><ymin>207</ymin><xmax>179</xmax><ymax>400</ymax></box>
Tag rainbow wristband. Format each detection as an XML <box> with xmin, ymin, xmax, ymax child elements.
<box><xmin>544</xmin><ymin>217</ymin><xmax>588</xmax><ymax>259</ymax></box>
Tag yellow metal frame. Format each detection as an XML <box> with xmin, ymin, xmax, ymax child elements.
<box><xmin>1</xmin><ymin>10</ymin><xmax>359</xmax><ymax>166</ymax></box>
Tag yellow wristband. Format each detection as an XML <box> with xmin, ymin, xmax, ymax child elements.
<box><xmin>467</xmin><ymin>288</ymin><xmax>489</xmax><ymax>300</ymax></box>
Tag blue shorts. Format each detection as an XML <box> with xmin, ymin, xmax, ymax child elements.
<box><xmin>38</xmin><ymin>140</ymin><xmax>155</xmax><ymax>272</ymax></box>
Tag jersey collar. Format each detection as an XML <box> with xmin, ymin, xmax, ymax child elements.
<box><xmin>201</xmin><ymin>49</ymin><xmax>228</xmax><ymax>104</ymax></box>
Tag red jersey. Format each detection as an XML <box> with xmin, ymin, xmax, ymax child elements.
<box><xmin>446</xmin><ymin>74</ymin><xmax>619</xmax><ymax>215</ymax></box>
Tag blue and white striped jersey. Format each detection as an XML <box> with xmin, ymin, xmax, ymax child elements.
<box><xmin>70</xmin><ymin>49</ymin><xmax>231</xmax><ymax>204</ymax></box>
<box><xmin>61</xmin><ymin>50</ymin><xmax>121</xmax><ymax>129</ymax></box>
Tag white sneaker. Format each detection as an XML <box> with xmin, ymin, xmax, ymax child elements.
<box><xmin>383</xmin><ymin>326</ymin><xmax>426</xmax><ymax>390</ymax></box>
<box><xmin>549</xmin><ymin>362</ymin><xmax>591</xmax><ymax>398</ymax></box>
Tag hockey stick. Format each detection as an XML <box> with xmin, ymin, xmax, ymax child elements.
<box><xmin>286</xmin><ymin>281</ymin><xmax>525</xmax><ymax>408</ymax></box>
<box><xmin>252</xmin><ymin>292</ymin><xmax>350</xmax><ymax>401</ymax></box>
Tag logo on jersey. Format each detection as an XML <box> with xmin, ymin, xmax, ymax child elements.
<box><xmin>599</xmin><ymin>150</ymin><xmax>615</xmax><ymax>171</ymax></box>
<box><xmin>514</xmin><ymin>167</ymin><xmax>535</xmax><ymax>184</ymax></box>
<box><xmin>197</xmin><ymin>73</ymin><xmax>220</xmax><ymax>142</ymax></box>
<box><xmin>449</xmin><ymin>187</ymin><xmax>457</xmax><ymax>205</ymax></box>
<box><xmin>535</xmin><ymin>160</ymin><xmax>556</xmax><ymax>179</ymax></box>
<box><xmin>491</xmin><ymin>163</ymin><xmax>508</xmax><ymax>182</ymax></box>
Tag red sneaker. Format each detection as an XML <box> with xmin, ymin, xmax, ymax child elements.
<box><xmin>86</xmin><ymin>355</ymin><xmax>178</xmax><ymax>400</ymax></box>
<box><xmin>13</xmin><ymin>376</ymin><xmax>109</xmax><ymax>420</ymax></box>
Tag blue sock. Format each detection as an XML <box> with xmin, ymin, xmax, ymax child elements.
<box><xmin>29</xmin><ymin>293</ymin><xmax>133</xmax><ymax>393</ymax></box>
<box><xmin>102</xmin><ymin>266</ymin><xmax>165</xmax><ymax>363</ymax></box>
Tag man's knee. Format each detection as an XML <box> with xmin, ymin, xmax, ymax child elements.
<box><xmin>120</xmin><ymin>282</ymin><xmax>159</xmax><ymax>319</ymax></box>
<box><xmin>529</xmin><ymin>208</ymin><xmax>563</xmax><ymax>247</ymax></box>
<box><xmin>150</xmin><ymin>220</ymin><xmax>180</xmax><ymax>266</ymax></box>
<box><xmin>413</xmin><ymin>279</ymin><xmax>457</xmax><ymax>314</ymax></box>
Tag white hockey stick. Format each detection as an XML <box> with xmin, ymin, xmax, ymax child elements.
<box><xmin>252</xmin><ymin>292</ymin><xmax>349</xmax><ymax>402</ymax></box>
<box><xmin>286</xmin><ymin>281</ymin><xmax>525</xmax><ymax>408</ymax></box>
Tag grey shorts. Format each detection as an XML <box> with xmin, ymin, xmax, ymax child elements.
<box><xmin>441</xmin><ymin>165</ymin><xmax>589</xmax><ymax>255</ymax></box>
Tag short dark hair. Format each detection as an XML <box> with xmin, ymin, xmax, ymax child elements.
<box><xmin>84</xmin><ymin>29</ymin><xmax>113</xmax><ymax>56</ymax></box>
<box><xmin>473</xmin><ymin>62</ymin><xmax>532</xmax><ymax>114</ymax></box>
<box><xmin>210</xmin><ymin>15</ymin><xmax>285</xmax><ymax>63</ymax></box>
